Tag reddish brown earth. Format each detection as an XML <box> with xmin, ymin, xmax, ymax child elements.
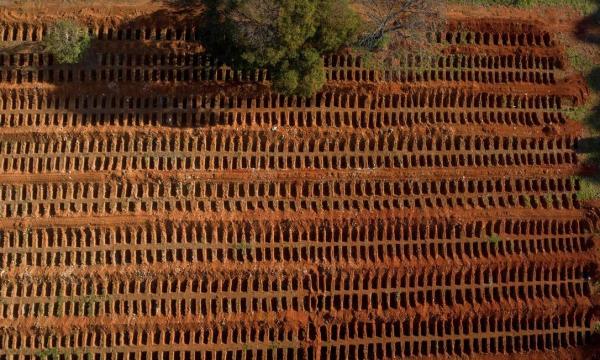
<box><xmin>0</xmin><ymin>2</ymin><xmax>598</xmax><ymax>360</ymax></box>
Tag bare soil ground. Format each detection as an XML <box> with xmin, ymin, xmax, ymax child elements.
<box><xmin>0</xmin><ymin>1</ymin><xmax>598</xmax><ymax>360</ymax></box>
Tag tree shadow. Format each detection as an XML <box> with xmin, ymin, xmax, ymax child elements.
<box><xmin>1</xmin><ymin>3</ymin><xmax>269</xmax><ymax>129</ymax></box>
<box><xmin>580</xmin><ymin>67</ymin><xmax>600</xmax><ymax>132</ymax></box>
<box><xmin>158</xmin><ymin>0</ymin><xmax>205</xmax><ymax>10</ymax></box>
<box><xmin>576</xmin><ymin>136</ymin><xmax>600</xmax><ymax>154</ymax></box>
<box><xmin>573</xmin><ymin>1</ymin><xmax>600</xmax><ymax>188</ymax></box>
<box><xmin>575</xmin><ymin>0</ymin><xmax>600</xmax><ymax>45</ymax></box>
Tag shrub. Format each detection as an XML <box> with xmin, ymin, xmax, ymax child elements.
<box><xmin>44</xmin><ymin>20</ymin><xmax>91</xmax><ymax>64</ymax></box>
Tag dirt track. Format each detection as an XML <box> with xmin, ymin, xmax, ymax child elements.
<box><xmin>0</xmin><ymin>3</ymin><xmax>598</xmax><ymax>360</ymax></box>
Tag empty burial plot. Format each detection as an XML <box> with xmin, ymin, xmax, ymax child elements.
<box><xmin>0</xmin><ymin>177</ymin><xmax>582</xmax><ymax>218</ymax></box>
<box><xmin>0</xmin><ymin>90</ymin><xmax>569</xmax><ymax>130</ymax></box>
<box><xmin>0</xmin><ymin>131</ymin><xmax>578</xmax><ymax>173</ymax></box>
<box><xmin>0</xmin><ymin>217</ymin><xmax>594</xmax><ymax>266</ymax></box>
<box><xmin>0</xmin><ymin>10</ymin><xmax>597</xmax><ymax>360</ymax></box>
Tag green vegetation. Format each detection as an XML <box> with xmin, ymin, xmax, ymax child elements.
<box><xmin>448</xmin><ymin>0</ymin><xmax>598</xmax><ymax>15</ymax></box>
<box><xmin>487</xmin><ymin>233</ymin><xmax>501</xmax><ymax>247</ymax></box>
<box><xmin>575</xmin><ymin>176</ymin><xmax>600</xmax><ymax>201</ymax></box>
<box><xmin>79</xmin><ymin>294</ymin><xmax>106</xmax><ymax>316</ymax></box>
<box><xmin>54</xmin><ymin>295</ymin><xmax>64</xmax><ymax>316</ymax></box>
<box><xmin>544</xmin><ymin>193</ymin><xmax>554</xmax><ymax>206</ymax></box>
<box><xmin>593</xmin><ymin>321</ymin><xmax>600</xmax><ymax>334</ymax></box>
<box><xmin>567</xmin><ymin>46</ymin><xmax>596</xmax><ymax>76</ymax></box>
<box><xmin>22</xmin><ymin>226</ymin><xmax>31</xmax><ymax>240</ymax></box>
<box><xmin>562</xmin><ymin>46</ymin><xmax>599</xmax><ymax>123</ymax></box>
<box><xmin>564</xmin><ymin>43</ymin><xmax>600</xmax><ymax>201</ymax></box>
<box><xmin>522</xmin><ymin>195</ymin><xmax>531</xmax><ymax>208</ymax></box>
<box><xmin>233</xmin><ymin>241</ymin><xmax>252</xmax><ymax>251</ymax></box>
<box><xmin>36</xmin><ymin>348</ymin><xmax>63</xmax><ymax>360</ymax></box>
<box><xmin>491</xmin><ymin>4</ymin><xmax>600</xmax><ymax>200</ymax></box>
<box><xmin>44</xmin><ymin>20</ymin><xmax>91</xmax><ymax>64</ymax></box>
<box><xmin>198</xmin><ymin>0</ymin><xmax>442</xmax><ymax>96</ymax></box>
<box><xmin>201</xmin><ymin>0</ymin><xmax>359</xmax><ymax>96</ymax></box>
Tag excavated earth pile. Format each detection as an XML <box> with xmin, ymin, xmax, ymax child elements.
<box><xmin>0</xmin><ymin>9</ymin><xmax>598</xmax><ymax>360</ymax></box>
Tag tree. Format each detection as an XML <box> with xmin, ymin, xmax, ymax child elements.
<box><xmin>355</xmin><ymin>0</ymin><xmax>442</xmax><ymax>51</ymax></box>
<box><xmin>44</xmin><ymin>20</ymin><xmax>91</xmax><ymax>64</ymax></box>
<box><xmin>202</xmin><ymin>0</ymin><xmax>359</xmax><ymax>96</ymax></box>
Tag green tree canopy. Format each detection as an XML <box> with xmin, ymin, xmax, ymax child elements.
<box><xmin>44</xmin><ymin>20</ymin><xmax>91</xmax><ymax>64</ymax></box>
<box><xmin>203</xmin><ymin>0</ymin><xmax>359</xmax><ymax>96</ymax></box>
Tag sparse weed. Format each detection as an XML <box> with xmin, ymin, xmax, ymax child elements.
<box><xmin>544</xmin><ymin>193</ymin><xmax>554</xmax><ymax>206</ymax></box>
<box><xmin>184</xmin><ymin>183</ymin><xmax>193</xmax><ymax>195</ymax></box>
<box><xmin>36</xmin><ymin>348</ymin><xmax>63</xmax><ymax>360</ymax></box>
<box><xmin>22</xmin><ymin>226</ymin><xmax>31</xmax><ymax>241</ymax></box>
<box><xmin>593</xmin><ymin>321</ymin><xmax>600</xmax><ymax>334</ymax></box>
<box><xmin>54</xmin><ymin>295</ymin><xmax>64</xmax><ymax>316</ymax></box>
<box><xmin>488</xmin><ymin>233</ymin><xmax>501</xmax><ymax>247</ymax></box>
<box><xmin>80</xmin><ymin>294</ymin><xmax>106</xmax><ymax>316</ymax></box>
<box><xmin>530</xmin><ymin>197</ymin><xmax>538</xmax><ymax>207</ymax></box>
<box><xmin>233</xmin><ymin>242</ymin><xmax>252</xmax><ymax>251</ymax></box>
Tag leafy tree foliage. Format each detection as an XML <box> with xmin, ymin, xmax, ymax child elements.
<box><xmin>44</xmin><ymin>20</ymin><xmax>91</xmax><ymax>64</ymax></box>
<box><xmin>203</xmin><ymin>0</ymin><xmax>359</xmax><ymax>96</ymax></box>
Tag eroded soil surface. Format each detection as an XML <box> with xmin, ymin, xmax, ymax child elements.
<box><xmin>0</xmin><ymin>2</ymin><xmax>598</xmax><ymax>360</ymax></box>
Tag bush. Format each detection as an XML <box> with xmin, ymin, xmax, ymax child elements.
<box><xmin>272</xmin><ymin>48</ymin><xmax>326</xmax><ymax>96</ymax></box>
<box><xmin>44</xmin><ymin>20</ymin><xmax>91</xmax><ymax>64</ymax></box>
<box><xmin>202</xmin><ymin>0</ymin><xmax>358</xmax><ymax>96</ymax></box>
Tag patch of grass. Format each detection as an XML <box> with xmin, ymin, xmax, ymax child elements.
<box><xmin>575</xmin><ymin>176</ymin><xmax>600</xmax><ymax>201</ymax></box>
<box><xmin>567</xmin><ymin>46</ymin><xmax>596</xmax><ymax>75</ymax></box>
<box><xmin>562</xmin><ymin>103</ymin><xmax>595</xmax><ymax>122</ymax></box>
<box><xmin>544</xmin><ymin>193</ymin><xmax>554</xmax><ymax>204</ymax></box>
<box><xmin>488</xmin><ymin>233</ymin><xmax>502</xmax><ymax>247</ymax></box>
<box><xmin>448</xmin><ymin>0</ymin><xmax>598</xmax><ymax>15</ymax></box>
<box><xmin>564</xmin><ymin>47</ymin><xmax>599</xmax><ymax>125</ymax></box>
<box><xmin>36</xmin><ymin>348</ymin><xmax>63</xmax><ymax>360</ymax></box>
<box><xmin>522</xmin><ymin>195</ymin><xmax>531</xmax><ymax>208</ymax></box>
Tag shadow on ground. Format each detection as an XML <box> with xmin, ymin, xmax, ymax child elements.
<box><xmin>3</xmin><ymin>1</ymin><xmax>268</xmax><ymax>129</ymax></box>
<box><xmin>573</xmin><ymin>1</ymin><xmax>600</xmax><ymax>185</ymax></box>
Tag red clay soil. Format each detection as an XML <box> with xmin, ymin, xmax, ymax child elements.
<box><xmin>0</xmin><ymin>2</ymin><xmax>598</xmax><ymax>360</ymax></box>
